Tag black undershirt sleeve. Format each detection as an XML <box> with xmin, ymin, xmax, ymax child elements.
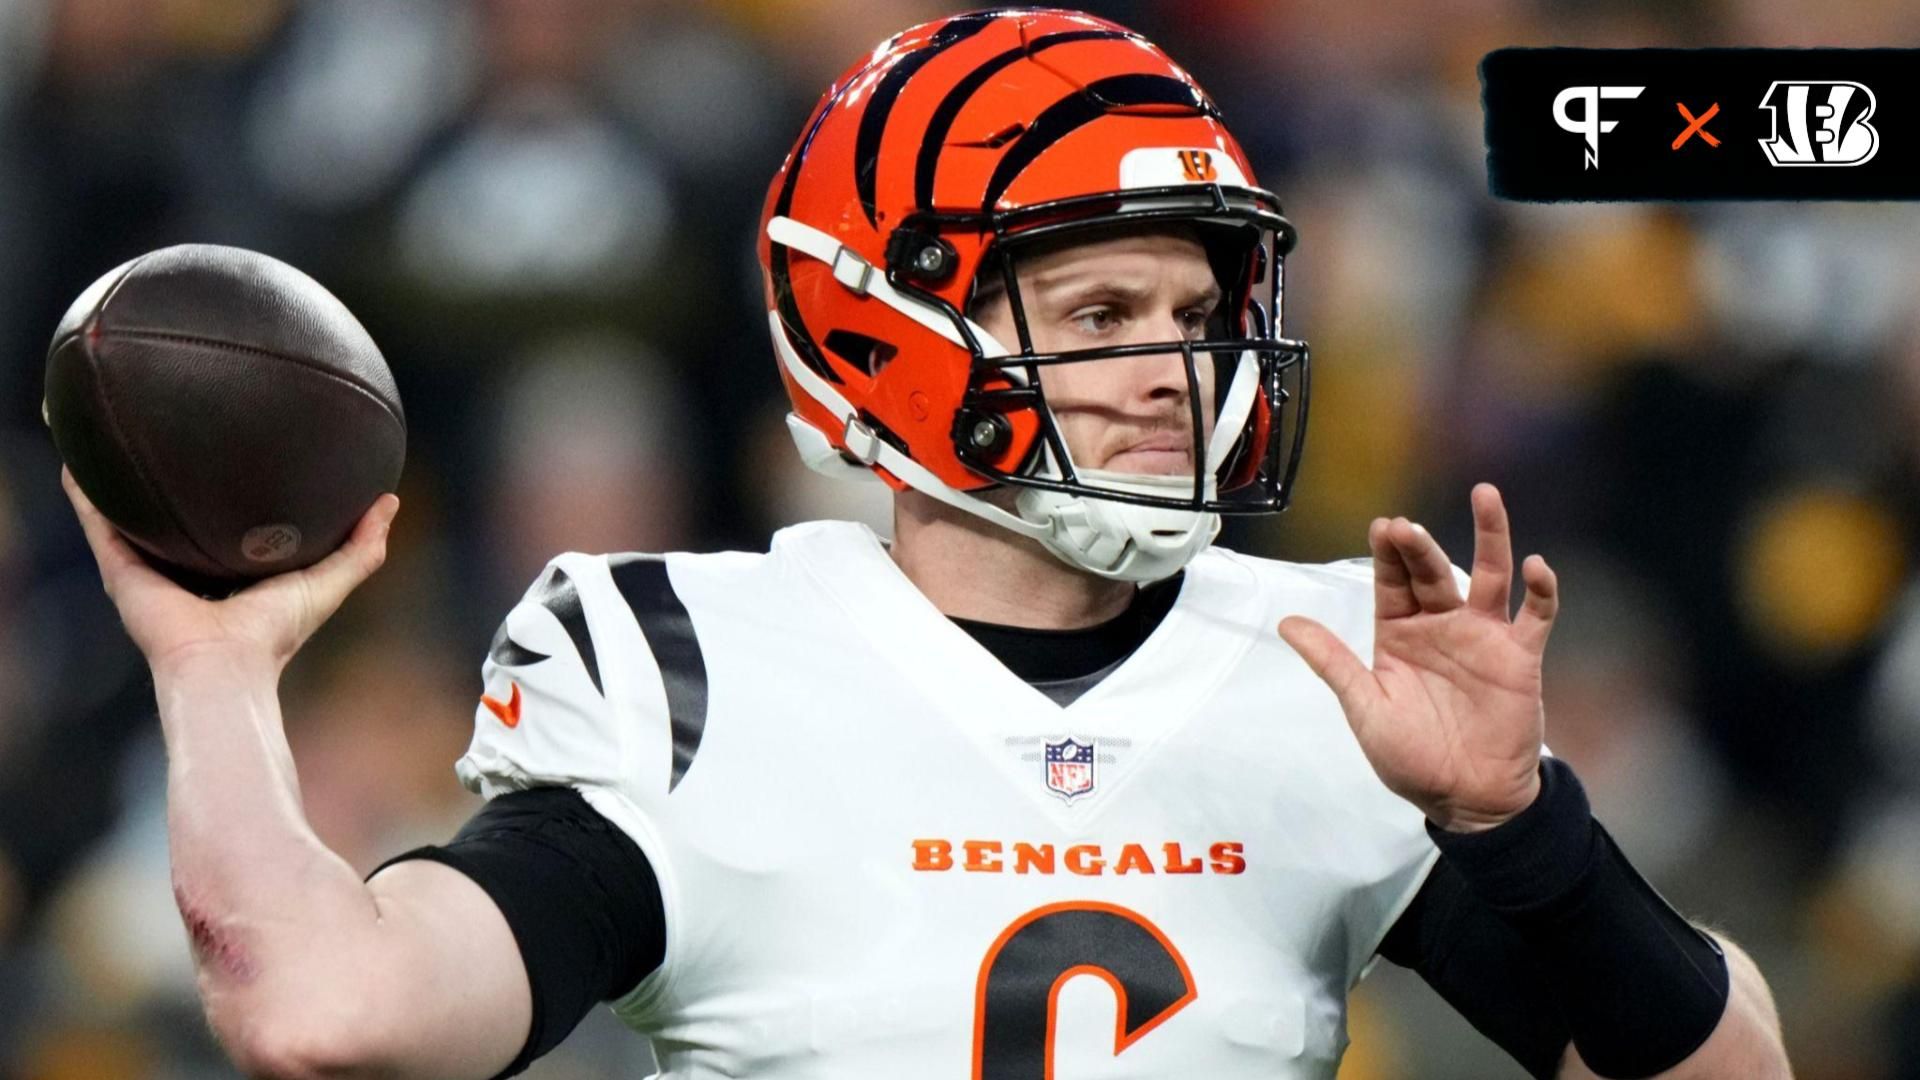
<box><xmin>372</xmin><ymin>787</ymin><xmax>666</xmax><ymax>1080</ymax></box>
<box><xmin>1377</xmin><ymin>860</ymin><xmax>1572</xmax><ymax>1079</ymax></box>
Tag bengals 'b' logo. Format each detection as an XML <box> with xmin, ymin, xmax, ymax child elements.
<box><xmin>1177</xmin><ymin>149</ymin><xmax>1217</xmax><ymax>182</ymax></box>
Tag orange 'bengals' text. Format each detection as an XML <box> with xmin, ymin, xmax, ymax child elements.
<box><xmin>912</xmin><ymin>839</ymin><xmax>1245</xmax><ymax>876</ymax></box>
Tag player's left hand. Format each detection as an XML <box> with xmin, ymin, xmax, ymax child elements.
<box><xmin>1277</xmin><ymin>483</ymin><xmax>1559</xmax><ymax>834</ymax></box>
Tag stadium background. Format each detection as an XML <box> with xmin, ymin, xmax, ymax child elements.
<box><xmin>0</xmin><ymin>0</ymin><xmax>1916</xmax><ymax>1077</ymax></box>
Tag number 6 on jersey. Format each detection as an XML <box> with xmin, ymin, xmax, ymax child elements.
<box><xmin>973</xmin><ymin>902</ymin><xmax>1197</xmax><ymax>1079</ymax></box>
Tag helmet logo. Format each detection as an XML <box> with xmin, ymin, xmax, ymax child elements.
<box><xmin>1120</xmin><ymin>147</ymin><xmax>1248</xmax><ymax>189</ymax></box>
<box><xmin>1177</xmin><ymin>149</ymin><xmax>1217</xmax><ymax>182</ymax></box>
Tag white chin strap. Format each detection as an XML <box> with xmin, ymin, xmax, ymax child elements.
<box><xmin>1014</xmin><ymin>472</ymin><xmax>1221</xmax><ymax>583</ymax></box>
<box><xmin>768</xmin><ymin>214</ymin><xmax>1252</xmax><ymax>584</ymax></box>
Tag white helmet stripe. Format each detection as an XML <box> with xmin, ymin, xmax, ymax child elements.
<box><xmin>767</xmin><ymin>215</ymin><xmax>1009</xmax><ymax>358</ymax></box>
<box><xmin>767</xmin><ymin>312</ymin><xmax>1051</xmax><ymax>542</ymax></box>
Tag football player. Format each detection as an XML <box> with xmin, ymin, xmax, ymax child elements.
<box><xmin>63</xmin><ymin>9</ymin><xmax>1790</xmax><ymax>1079</ymax></box>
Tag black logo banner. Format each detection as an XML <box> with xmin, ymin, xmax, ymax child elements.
<box><xmin>1482</xmin><ymin>48</ymin><xmax>1920</xmax><ymax>200</ymax></box>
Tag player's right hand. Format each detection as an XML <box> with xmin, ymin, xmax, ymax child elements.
<box><xmin>62</xmin><ymin>466</ymin><xmax>399</xmax><ymax>678</ymax></box>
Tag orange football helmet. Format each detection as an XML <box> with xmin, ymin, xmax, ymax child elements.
<box><xmin>759</xmin><ymin>8</ymin><xmax>1309</xmax><ymax>581</ymax></box>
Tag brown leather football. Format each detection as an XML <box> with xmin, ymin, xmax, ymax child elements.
<box><xmin>44</xmin><ymin>244</ymin><xmax>405</xmax><ymax>591</ymax></box>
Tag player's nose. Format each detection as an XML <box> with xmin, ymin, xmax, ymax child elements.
<box><xmin>1126</xmin><ymin>315</ymin><xmax>1195</xmax><ymax>406</ymax></box>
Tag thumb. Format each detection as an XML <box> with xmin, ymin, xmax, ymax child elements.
<box><xmin>1277</xmin><ymin>615</ymin><xmax>1381</xmax><ymax>718</ymax></box>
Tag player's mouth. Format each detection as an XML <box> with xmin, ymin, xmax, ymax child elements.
<box><xmin>1103</xmin><ymin>433</ymin><xmax>1194</xmax><ymax>475</ymax></box>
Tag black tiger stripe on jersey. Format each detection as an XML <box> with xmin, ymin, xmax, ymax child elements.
<box><xmin>607</xmin><ymin>554</ymin><xmax>710</xmax><ymax>794</ymax></box>
<box><xmin>487</xmin><ymin>618</ymin><xmax>550</xmax><ymax>669</ymax></box>
<box><xmin>911</xmin><ymin>28</ymin><xmax>1132</xmax><ymax>210</ymax></box>
<box><xmin>980</xmin><ymin>73</ymin><xmax>1220</xmax><ymax>210</ymax></box>
<box><xmin>854</xmin><ymin>10</ymin><xmax>1001</xmax><ymax>227</ymax></box>
<box><xmin>530</xmin><ymin>565</ymin><xmax>603</xmax><ymax>696</ymax></box>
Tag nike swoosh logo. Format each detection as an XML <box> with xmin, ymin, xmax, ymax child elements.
<box><xmin>480</xmin><ymin>682</ymin><xmax>522</xmax><ymax>728</ymax></box>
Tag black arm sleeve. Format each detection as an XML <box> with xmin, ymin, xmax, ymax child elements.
<box><xmin>1426</xmin><ymin>758</ymin><xmax>1729</xmax><ymax>1078</ymax></box>
<box><xmin>371</xmin><ymin>787</ymin><xmax>666</xmax><ymax>1079</ymax></box>
<box><xmin>1377</xmin><ymin>861</ymin><xmax>1572</xmax><ymax>1079</ymax></box>
<box><xmin>1379</xmin><ymin>758</ymin><xmax>1732</xmax><ymax>1080</ymax></box>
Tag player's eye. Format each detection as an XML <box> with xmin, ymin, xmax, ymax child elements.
<box><xmin>1178</xmin><ymin>308</ymin><xmax>1211</xmax><ymax>339</ymax></box>
<box><xmin>1069</xmin><ymin>305</ymin><xmax>1122</xmax><ymax>336</ymax></box>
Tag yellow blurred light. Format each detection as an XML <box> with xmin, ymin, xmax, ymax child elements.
<box><xmin>1489</xmin><ymin>210</ymin><xmax>1700</xmax><ymax>397</ymax></box>
<box><xmin>23</xmin><ymin>1025</ymin><xmax>153</xmax><ymax>1080</ymax></box>
<box><xmin>1336</xmin><ymin>981</ymin><xmax>1403</xmax><ymax>1080</ymax></box>
<box><xmin>1736</xmin><ymin>487</ymin><xmax>1905</xmax><ymax>662</ymax></box>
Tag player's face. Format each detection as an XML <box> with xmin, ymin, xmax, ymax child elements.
<box><xmin>973</xmin><ymin>230</ymin><xmax>1221</xmax><ymax>477</ymax></box>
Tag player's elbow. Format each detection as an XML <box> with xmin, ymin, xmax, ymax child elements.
<box><xmin>216</xmin><ymin>1001</ymin><xmax>390</xmax><ymax>1080</ymax></box>
<box><xmin>227</xmin><ymin>1031</ymin><xmax>351</xmax><ymax>1080</ymax></box>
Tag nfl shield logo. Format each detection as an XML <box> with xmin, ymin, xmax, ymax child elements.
<box><xmin>1044</xmin><ymin>737</ymin><xmax>1096</xmax><ymax>801</ymax></box>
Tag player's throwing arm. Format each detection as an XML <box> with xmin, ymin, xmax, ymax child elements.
<box><xmin>45</xmin><ymin>242</ymin><xmax>548</xmax><ymax>1078</ymax></box>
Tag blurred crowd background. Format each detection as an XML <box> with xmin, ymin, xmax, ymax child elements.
<box><xmin>0</xmin><ymin>0</ymin><xmax>1916</xmax><ymax>1077</ymax></box>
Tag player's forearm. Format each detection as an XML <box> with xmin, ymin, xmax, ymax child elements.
<box><xmin>1559</xmin><ymin>934</ymin><xmax>1790</xmax><ymax>1079</ymax></box>
<box><xmin>1429</xmin><ymin>758</ymin><xmax>1784</xmax><ymax>1077</ymax></box>
<box><xmin>157</xmin><ymin>646</ymin><xmax>393</xmax><ymax>1076</ymax></box>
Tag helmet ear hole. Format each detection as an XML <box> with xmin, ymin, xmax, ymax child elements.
<box><xmin>823</xmin><ymin>329</ymin><xmax>899</xmax><ymax>375</ymax></box>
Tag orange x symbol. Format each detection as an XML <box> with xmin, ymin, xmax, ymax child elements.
<box><xmin>1673</xmin><ymin>102</ymin><xmax>1720</xmax><ymax>149</ymax></box>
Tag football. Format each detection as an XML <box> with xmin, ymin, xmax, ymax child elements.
<box><xmin>43</xmin><ymin>244</ymin><xmax>405</xmax><ymax>592</ymax></box>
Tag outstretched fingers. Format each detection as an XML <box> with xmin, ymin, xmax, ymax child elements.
<box><xmin>1465</xmin><ymin>483</ymin><xmax>1514</xmax><ymax>617</ymax></box>
<box><xmin>1370</xmin><ymin>516</ymin><xmax>1420</xmax><ymax>618</ymax></box>
<box><xmin>1387</xmin><ymin>517</ymin><xmax>1463</xmax><ymax>613</ymax></box>
<box><xmin>1514</xmin><ymin>553</ymin><xmax>1559</xmax><ymax>653</ymax></box>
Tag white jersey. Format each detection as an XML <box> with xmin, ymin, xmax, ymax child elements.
<box><xmin>454</xmin><ymin>520</ymin><xmax>1438</xmax><ymax>1079</ymax></box>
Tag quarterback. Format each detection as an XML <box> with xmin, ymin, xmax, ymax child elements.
<box><xmin>64</xmin><ymin>9</ymin><xmax>1790</xmax><ymax>1080</ymax></box>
